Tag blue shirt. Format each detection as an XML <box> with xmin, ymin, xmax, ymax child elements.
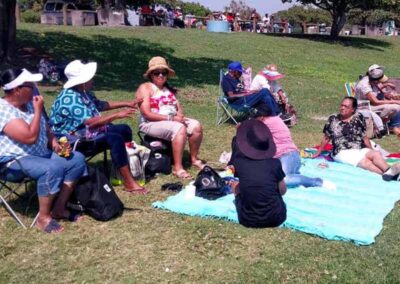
<box><xmin>0</xmin><ymin>98</ymin><xmax>50</xmax><ymax>163</ymax></box>
<box><xmin>221</xmin><ymin>74</ymin><xmax>245</xmax><ymax>102</ymax></box>
<box><xmin>49</xmin><ymin>88</ymin><xmax>107</xmax><ymax>135</ymax></box>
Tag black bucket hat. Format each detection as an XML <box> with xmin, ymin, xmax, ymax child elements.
<box><xmin>236</xmin><ymin>119</ymin><xmax>276</xmax><ymax>160</ymax></box>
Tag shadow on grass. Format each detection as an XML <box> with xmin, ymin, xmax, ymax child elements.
<box><xmin>262</xmin><ymin>33</ymin><xmax>390</xmax><ymax>51</ymax></box>
<box><xmin>16</xmin><ymin>30</ymin><xmax>229</xmax><ymax>92</ymax></box>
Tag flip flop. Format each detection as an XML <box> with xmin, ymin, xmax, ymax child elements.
<box><xmin>161</xmin><ymin>182</ymin><xmax>183</xmax><ymax>191</ymax></box>
<box><xmin>191</xmin><ymin>160</ymin><xmax>206</xmax><ymax>170</ymax></box>
<box><xmin>52</xmin><ymin>210</ymin><xmax>83</xmax><ymax>223</ymax></box>
<box><xmin>123</xmin><ymin>188</ymin><xmax>149</xmax><ymax>195</ymax></box>
<box><xmin>67</xmin><ymin>210</ymin><xmax>83</xmax><ymax>222</ymax></box>
<box><xmin>42</xmin><ymin>219</ymin><xmax>64</xmax><ymax>234</ymax></box>
<box><xmin>173</xmin><ymin>170</ymin><xmax>193</xmax><ymax>180</ymax></box>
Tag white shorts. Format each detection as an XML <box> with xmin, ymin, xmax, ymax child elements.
<box><xmin>333</xmin><ymin>148</ymin><xmax>371</xmax><ymax>167</ymax></box>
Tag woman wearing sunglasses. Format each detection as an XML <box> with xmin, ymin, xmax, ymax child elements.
<box><xmin>135</xmin><ymin>56</ymin><xmax>205</xmax><ymax>179</ymax></box>
<box><xmin>0</xmin><ymin>68</ymin><xmax>87</xmax><ymax>233</ymax></box>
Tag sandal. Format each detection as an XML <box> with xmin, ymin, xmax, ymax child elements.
<box><xmin>161</xmin><ymin>182</ymin><xmax>183</xmax><ymax>191</ymax></box>
<box><xmin>173</xmin><ymin>170</ymin><xmax>193</xmax><ymax>180</ymax></box>
<box><xmin>123</xmin><ymin>188</ymin><xmax>149</xmax><ymax>195</ymax></box>
<box><xmin>191</xmin><ymin>160</ymin><xmax>206</xmax><ymax>170</ymax></box>
<box><xmin>53</xmin><ymin>210</ymin><xmax>83</xmax><ymax>223</ymax></box>
<box><xmin>40</xmin><ymin>219</ymin><xmax>64</xmax><ymax>234</ymax></box>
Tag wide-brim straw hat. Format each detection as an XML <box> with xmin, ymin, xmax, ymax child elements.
<box><xmin>236</xmin><ymin>119</ymin><xmax>276</xmax><ymax>160</ymax></box>
<box><xmin>64</xmin><ymin>60</ymin><xmax>97</xmax><ymax>89</ymax></box>
<box><xmin>143</xmin><ymin>56</ymin><xmax>176</xmax><ymax>79</ymax></box>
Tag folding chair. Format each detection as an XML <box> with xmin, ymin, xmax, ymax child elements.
<box><xmin>216</xmin><ymin>69</ymin><xmax>251</xmax><ymax>125</ymax></box>
<box><xmin>345</xmin><ymin>82</ymin><xmax>389</xmax><ymax>135</ymax></box>
<box><xmin>52</xmin><ymin>133</ymin><xmax>109</xmax><ymax>178</ymax></box>
<box><xmin>0</xmin><ymin>159</ymin><xmax>39</xmax><ymax>228</ymax></box>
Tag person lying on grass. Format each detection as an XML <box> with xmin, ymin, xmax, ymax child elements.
<box><xmin>0</xmin><ymin>68</ymin><xmax>87</xmax><ymax>233</ymax></box>
<box><xmin>229</xmin><ymin>119</ymin><xmax>287</xmax><ymax>228</ymax></box>
<box><xmin>135</xmin><ymin>56</ymin><xmax>205</xmax><ymax>180</ymax></box>
<box><xmin>221</xmin><ymin>61</ymin><xmax>279</xmax><ymax>114</ymax></box>
<box><xmin>314</xmin><ymin>96</ymin><xmax>400</xmax><ymax>181</ymax></box>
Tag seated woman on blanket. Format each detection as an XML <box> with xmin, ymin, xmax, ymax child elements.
<box><xmin>135</xmin><ymin>56</ymin><xmax>205</xmax><ymax>179</ymax></box>
<box><xmin>314</xmin><ymin>97</ymin><xmax>400</xmax><ymax>181</ymax></box>
<box><xmin>229</xmin><ymin>119</ymin><xmax>287</xmax><ymax>228</ymax></box>
<box><xmin>250</xmin><ymin>64</ymin><xmax>297</xmax><ymax>123</ymax></box>
<box><xmin>252</xmin><ymin>104</ymin><xmax>335</xmax><ymax>189</ymax></box>
<box><xmin>0</xmin><ymin>68</ymin><xmax>87</xmax><ymax>233</ymax></box>
<box><xmin>221</xmin><ymin>61</ymin><xmax>279</xmax><ymax>114</ymax></box>
<box><xmin>49</xmin><ymin>60</ymin><xmax>147</xmax><ymax>194</ymax></box>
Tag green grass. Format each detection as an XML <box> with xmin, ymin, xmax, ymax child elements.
<box><xmin>1</xmin><ymin>24</ymin><xmax>400</xmax><ymax>283</ymax></box>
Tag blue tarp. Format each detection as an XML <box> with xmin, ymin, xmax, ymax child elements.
<box><xmin>153</xmin><ymin>159</ymin><xmax>400</xmax><ymax>245</ymax></box>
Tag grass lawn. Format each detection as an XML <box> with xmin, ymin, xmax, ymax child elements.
<box><xmin>1</xmin><ymin>24</ymin><xmax>400</xmax><ymax>283</ymax></box>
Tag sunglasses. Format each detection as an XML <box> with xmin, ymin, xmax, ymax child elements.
<box><xmin>152</xmin><ymin>70</ymin><xmax>168</xmax><ymax>77</ymax></box>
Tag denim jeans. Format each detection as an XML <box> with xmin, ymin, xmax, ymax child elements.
<box><xmin>6</xmin><ymin>151</ymin><xmax>86</xmax><ymax>197</ymax></box>
<box><xmin>231</xmin><ymin>88</ymin><xmax>279</xmax><ymax>115</ymax></box>
<box><xmin>92</xmin><ymin>124</ymin><xmax>132</xmax><ymax>169</ymax></box>
<box><xmin>279</xmin><ymin>151</ymin><xmax>323</xmax><ymax>188</ymax></box>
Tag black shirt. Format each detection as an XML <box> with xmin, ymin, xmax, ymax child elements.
<box><xmin>230</xmin><ymin>138</ymin><xmax>286</xmax><ymax>228</ymax></box>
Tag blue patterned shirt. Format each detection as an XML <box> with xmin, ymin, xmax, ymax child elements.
<box><xmin>49</xmin><ymin>88</ymin><xmax>107</xmax><ymax>135</ymax></box>
<box><xmin>0</xmin><ymin>98</ymin><xmax>50</xmax><ymax>163</ymax></box>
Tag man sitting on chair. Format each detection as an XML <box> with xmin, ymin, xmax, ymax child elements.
<box><xmin>221</xmin><ymin>61</ymin><xmax>279</xmax><ymax>115</ymax></box>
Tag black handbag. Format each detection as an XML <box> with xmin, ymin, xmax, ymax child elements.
<box><xmin>73</xmin><ymin>166</ymin><xmax>124</xmax><ymax>221</ymax></box>
<box><xmin>194</xmin><ymin>166</ymin><xmax>229</xmax><ymax>200</ymax></box>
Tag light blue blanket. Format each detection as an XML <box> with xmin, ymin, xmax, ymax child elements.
<box><xmin>153</xmin><ymin>159</ymin><xmax>400</xmax><ymax>245</ymax></box>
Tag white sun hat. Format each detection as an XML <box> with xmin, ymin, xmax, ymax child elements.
<box><xmin>368</xmin><ymin>64</ymin><xmax>383</xmax><ymax>73</ymax></box>
<box><xmin>63</xmin><ymin>60</ymin><xmax>97</xmax><ymax>89</ymax></box>
<box><xmin>3</xmin><ymin>69</ymin><xmax>43</xmax><ymax>91</ymax></box>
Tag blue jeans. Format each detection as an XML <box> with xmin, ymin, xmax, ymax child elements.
<box><xmin>93</xmin><ymin>124</ymin><xmax>132</xmax><ymax>169</ymax></box>
<box><xmin>6</xmin><ymin>151</ymin><xmax>86</xmax><ymax>197</ymax></box>
<box><xmin>231</xmin><ymin>88</ymin><xmax>279</xmax><ymax>115</ymax></box>
<box><xmin>279</xmin><ymin>151</ymin><xmax>323</xmax><ymax>188</ymax></box>
<box><xmin>389</xmin><ymin>111</ymin><xmax>400</xmax><ymax>128</ymax></box>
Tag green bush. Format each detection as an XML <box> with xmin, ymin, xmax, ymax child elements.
<box><xmin>22</xmin><ymin>9</ymin><xmax>41</xmax><ymax>23</ymax></box>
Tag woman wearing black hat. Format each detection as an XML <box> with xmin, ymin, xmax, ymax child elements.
<box><xmin>229</xmin><ymin>119</ymin><xmax>287</xmax><ymax>228</ymax></box>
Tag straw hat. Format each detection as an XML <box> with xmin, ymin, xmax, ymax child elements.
<box><xmin>64</xmin><ymin>60</ymin><xmax>97</xmax><ymax>89</ymax></box>
<box><xmin>143</xmin><ymin>56</ymin><xmax>176</xmax><ymax>79</ymax></box>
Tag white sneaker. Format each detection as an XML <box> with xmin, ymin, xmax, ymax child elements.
<box><xmin>322</xmin><ymin>180</ymin><xmax>337</xmax><ymax>190</ymax></box>
<box><xmin>383</xmin><ymin>164</ymin><xmax>400</xmax><ymax>181</ymax></box>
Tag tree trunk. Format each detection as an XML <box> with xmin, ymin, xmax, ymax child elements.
<box><xmin>330</xmin><ymin>9</ymin><xmax>347</xmax><ymax>40</ymax></box>
<box><xmin>0</xmin><ymin>0</ymin><xmax>17</xmax><ymax>63</ymax></box>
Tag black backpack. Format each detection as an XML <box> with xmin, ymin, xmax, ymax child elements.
<box><xmin>140</xmin><ymin>134</ymin><xmax>172</xmax><ymax>178</ymax></box>
<box><xmin>73</xmin><ymin>166</ymin><xmax>124</xmax><ymax>221</ymax></box>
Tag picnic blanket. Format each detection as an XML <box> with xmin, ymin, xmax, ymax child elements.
<box><xmin>153</xmin><ymin>158</ymin><xmax>400</xmax><ymax>245</ymax></box>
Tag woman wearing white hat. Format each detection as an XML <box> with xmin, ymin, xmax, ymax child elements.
<box><xmin>49</xmin><ymin>60</ymin><xmax>147</xmax><ymax>194</ymax></box>
<box><xmin>0</xmin><ymin>68</ymin><xmax>87</xmax><ymax>233</ymax></box>
<box><xmin>135</xmin><ymin>56</ymin><xmax>204</xmax><ymax>179</ymax></box>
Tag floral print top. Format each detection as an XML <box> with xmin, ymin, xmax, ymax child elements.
<box><xmin>323</xmin><ymin>112</ymin><xmax>366</xmax><ymax>156</ymax></box>
<box><xmin>139</xmin><ymin>83</ymin><xmax>178</xmax><ymax>124</ymax></box>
